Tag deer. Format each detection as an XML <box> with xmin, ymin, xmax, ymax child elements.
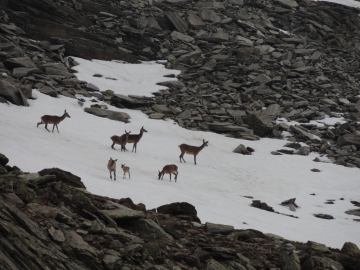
<box><xmin>111</xmin><ymin>130</ymin><xmax>131</xmax><ymax>151</ymax></box>
<box><xmin>124</xmin><ymin>126</ymin><xmax>148</xmax><ymax>153</ymax></box>
<box><xmin>107</xmin><ymin>157</ymin><xmax>117</xmax><ymax>181</ymax></box>
<box><xmin>37</xmin><ymin>110</ymin><xmax>71</xmax><ymax>132</ymax></box>
<box><xmin>121</xmin><ymin>164</ymin><xmax>130</xmax><ymax>179</ymax></box>
<box><xmin>179</xmin><ymin>139</ymin><xmax>209</xmax><ymax>165</ymax></box>
<box><xmin>158</xmin><ymin>164</ymin><xmax>178</xmax><ymax>182</ymax></box>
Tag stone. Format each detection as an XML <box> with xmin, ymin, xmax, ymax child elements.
<box><xmin>48</xmin><ymin>226</ymin><xmax>65</xmax><ymax>242</ymax></box>
<box><xmin>0</xmin><ymin>153</ymin><xmax>9</xmax><ymax>166</ymax></box>
<box><xmin>337</xmin><ymin>134</ymin><xmax>360</xmax><ymax>149</ymax></box>
<box><xmin>233</xmin><ymin>144</ymin><xmax>252</xmax><ymax>155</ymax></box>
<box><xmin>0</xmin><ymin>78</ymin><xmax>28</xmax><ymax>106</ymax></box>
<box><xmin>101</xmin><ymin>205</ymin><xmax>145</xmax><ymax>221</ymax></box>
<box><xmin>4</xmin><ymin>57</ymin><xmax>36</xmax><ymax>69</ymax></box>
<box><xmin>170</xmin><ymin>31</ymin><xmax>194</xmax><ymax>42</ymax></box>
<box><xmin>152</xmin><ymin>104</ymin><xmax>172</xmax><ymax>114</ymax></box>
<box><xmin>39</xmin><ymin>86</ymin><xmax>58</xmax><ymax>97</ymax></box>
<box><xmin>84</xmin><ymin>107</ymin><xmax>130</xmax><ymax>123</ymax></box>
<box><xmin>157</xmin><ymin>202</ymin><xmax>199</xmax><ymax>222</ymax></box>
<box><xmin>205</xmin><ymin>222</ymin><xmax>234</xmax><ymax>234</ymax></box>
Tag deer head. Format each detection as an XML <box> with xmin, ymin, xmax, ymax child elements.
<box><xmin>64</xmin><ymin>110</ymin><xmax>71</xmax><ymax>118</ymax></box>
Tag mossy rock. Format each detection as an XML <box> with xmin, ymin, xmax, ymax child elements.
<box><xmin>13</xmin><ymin>182</ymin><xmax>37</xmax><ymax>203</ymax></box>
<box><xmin>0</xmin><ymin>165</ymin><xmax>7</xmax><ymax>175</ymax></box>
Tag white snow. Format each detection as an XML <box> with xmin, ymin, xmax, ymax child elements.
<box><xmin>0</xmin><ymin>58</ymin><xmax>359</xmax><ymax>249</ymax></box>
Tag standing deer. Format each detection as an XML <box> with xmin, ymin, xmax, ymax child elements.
<box><xmin>107</xmin><ymin>157</ymin><xmax>117</xmax><ymax>181</ymax></box>
<box><xmin>121</xmin><ymin>164</ymin><xmax>130</xmax><ymax>179</ymax></box>
<box><xmin>37</xmin><ymin>110</ymin><xmax>71</xmax><ymax>132</ymax></box>
<box><xmin>179</xmin><ymin>139</ymin><xmax>209</xmax><ymax>165</ymax></box>
<box><xmin>125</xmin><ymin>126</ymin><xmax>148</xmax><ymax>153</ymax></box>
<box><xmin>111</xmin><ymin>130</ymin><xmax>131</xmax><ymax>151</ymax></box>
<box><xmin>158</xmin><ymin>164</ymin><xmax>178</xmax><ymax>182</ymax></box>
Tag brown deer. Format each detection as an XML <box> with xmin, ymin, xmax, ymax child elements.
<box><xmin>179</xmin><ymin>139</ymin><xmax>209</xmax><ymax>165</ymax></box>
<box><xmin>37</xmin><ymin>110</ymin><xmax>71</xmax><ymax>132</ymax></box>
<box><xmin>121</xmin><ymin>164</ymin><xmax>130</xmax><ymax>179</ymax></box>
<box><xmin>158</xmin><ymin>164</ymin><xmax>178</xmax><ymax>182</ymax></box>
<box><xmin>107</xmin><ymin>157</ymin><xmax>117</xmax><ymax>181</ymax></box>
<box><xmin>124</xmin><ymin>126</ymin><xmax>148</xmax><ymax>153</ymax></box>
<box><xmin>111</xmin><ymin>130</ymin><xmax>131</xmax><ymax>151</ymax></box>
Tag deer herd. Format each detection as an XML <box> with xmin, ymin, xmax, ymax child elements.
<box><xmin>37</xmin><ymin>110</ymin><xmax>209</xmax><ymax>183</ymax></box>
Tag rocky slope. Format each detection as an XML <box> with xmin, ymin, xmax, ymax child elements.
<box><xmin>1</xmin><ymin>0</ymin><xmax>360</xmax><ymax>168</ymax></box>
<box><xmin>0</xmin><ymin>153</ymin><xmax>360</xmax><ymax>270</ymax></box>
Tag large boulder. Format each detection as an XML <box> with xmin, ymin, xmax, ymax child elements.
<box><xmin>0</xmin><ymin>78</ymin><xmax>28</xmax><ymax>106</ymax></box>
<box><xmin>157</xmin><ymin>202</ymin><xmax>200</xmax><ymax>222</ymax></box>
<box><xmin>337</xmin><ymin>134</ymin><xmax>360</xmax><ymax>149</ymax></box>
<box><xmin>38</xmin><ymin>168</ymin><xmax>86</xmax><ymax>188</ymax></box>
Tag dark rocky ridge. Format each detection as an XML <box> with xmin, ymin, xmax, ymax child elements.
<box><xmin>1</xmin><ymin>0</ymin><xmax>360</xmax><ymax>168</ymax></box>
<box><xmin>1</xmin><ymin>153</ymin><xmax>360</xmax><ymax>270</ymax></box>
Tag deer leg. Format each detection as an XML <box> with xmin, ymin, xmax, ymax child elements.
<box><xmin>128</xmin><ymin>171</ymin><xmax>130</xmax><ymax>179</ymax></box>
<box><xmin>194</xmin><ymin>155</ymin><xmax>196</xmax><ymax>165</ymax></box>
<box><xmin>169</xmin><ymin>173</ymin><xmax>172</xmax><ymax>182</ymax></box>
<box><xmin>132</xmin><ymin>144</ymin><xmax>135</xmax><ymax>152</ymax></box>
<box><xmin>45</xmin><ymin>123</ymin><xmax>50</xmax><ymax>132</ymax></box>
<box><xmin>110</xmin><ymin>171</ymin><xmax>112</xmax><ymax>180</ymax></box>
<box><xmin>123</xmin><ymin>172</ymin><xmax>125</xmax><ymax>179</ymax></box>
<box><xmin>180</xmin><ymin>153</ymin><xmax>186</xmax><ymax>163</ymax></box>
<box><xmin>111</xmin><ymin>142</ymin><xmax>116</xmax><ymax>150</ymax></box>
<box><xmin>114</xmin><ymin>171</ymin><xmax>116</xmax><ymax>181</ymax></box>
<box><xmin>52</xmin><ymin>124</ymin><xmax>56</xmax><ymax>132</ymax></box>
<box><xmin>55</xmin><ymin>124</ymin><xmax>59</xmax><ymax>133</ymax></box>
<box><xmin>37</xmin><ymin>120</ymin><xmax>44</xmax><ymax>127</ymax></box>
<box><xmin>161</xmin><ymin>174</ymin><xmax>164</xmax><ymax>180</ymax></box>
<box><xmin>174</xmin><ymin>172</ymin><xmax>178</xmax><ymax>182</ymax></box>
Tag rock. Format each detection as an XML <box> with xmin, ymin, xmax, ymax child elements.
<box><xmin>337</xmin><ymin>134</ymin><xmax>360</xmax><ymax>149</ymax></box>
<box><xmin>0</xmin><ymin>153</ymin><xmax>9</xmax><ymax>166</ymax></box>
<box><xmin>84</xmin><ymin>107</ymin><xmax>130</xmax><ymax>123</ymax></box>
<box><xmin>101</xmin><ymin>204</ymin><xmax>145</xmax><ymax>221</ymax></box>
<box><xmin>276</xmin><ymin>0</ymin><xmax>299</xmax><ymax>8</ymax></box>
<box><xmin>0</xmin><ymin>78</ymin><xmax>29</xmax><ymax>106</ymax></box>
<box><xmin>243</xmin><ymin>113</ymin><xmax>272</xmax><ymax>137</ymax></box>
<box><xmin>297</xmin><ymin>146</ymin><xmax>310</xmax><ymax>156</ymax></box>
<box><xmin>152</xmin><ymin>104</ymin><xmax>172</xmax><ymax>114</ymax></box>
<box><xmin>233</xmin><ymin>144</ymin><xmax>252</xmax><ymax>155</ymax></box>
<box><xmin>39</xmin><ymin>86</ymin><xmax>58</xmax><ymax>97</ymax></box>
<box><xmin>341</xmin><ymin>242</ymin><xmax>360</xmax><ymax>256</ymax></box>
<box><xmin>48</xmin><ymin>226</ymin><xmax>65</xmax><ymax>242</ymax></box>
<box><xmin>204</xmin><ymin>222</ymin><xmax>234</xmax><ymax>235</ymax></box>
<box><xmin>38</xmin><ymin>168</ymin><xmax>86</xmax><ymax>188</ymax></box>
<box><xmin>3</xmin><ymin>56</ymin><xmax>36</xmax><ymax>69</ymax></box>
<box><xmin>157</xmin><ymin>202</ymin><xmax>200</xmax><ymax>222</ymax></box>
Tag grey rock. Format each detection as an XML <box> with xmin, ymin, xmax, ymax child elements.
<box><xmin>39</xmin><ymin>86</ymin><xmax>58</xmax><ymax>97</ymax></box>
<box><xmin>4</xmin><ymin>56</ymin><xmax>36</xmax><ymax>69</ymax></box>
<box><xmin>0</xmin><ymin>78</ymin><xmax>28</xmax><ymax>106</ymax></box>
<box><xmin>84</xmin><ymin>107</ymin><xmax>130</xmax><ymax>123</ymax></box>
<box><xmin>205</xmin><ymin>222</ymin><xmax>234</xmax><ymax>234</ymax></box>
<box><xmin>171</xmin><ymin>31</ymin><xmax>194</xmax><ymax>42</ymax></box>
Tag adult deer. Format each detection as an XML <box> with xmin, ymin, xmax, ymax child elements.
<box><xmin>121</xmin><ymin>164</ymin><xmax>130</xmax><ymax>179</ymax></box>
<box><xmin>37</xmin><ymin>110</ymin><xmax>71</xmax><ymax>132</ymax></box>
<box><xmin>111</xmin><ymin>130</ymin><xmax>131</xmax><ymax>151</ymax></box>
<box><xmin>179</xmin><ymin>139</ymin><xmax>209</xmax><ymax>165</ymax></box>
<box><xmin>125</xmin><ymin>126</ymin><xmax>148</xmax><ymax>153</ymax></box>
<box><xmin>158</xmin><ymin>164</ymin><xmax>178</xmax><ymax>182</ymax></box>
<box><xmin>107</xmin><ymin>157</ymin><xmax>117</xmax><ymax>181</ymax></box>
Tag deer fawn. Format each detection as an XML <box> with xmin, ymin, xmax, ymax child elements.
<box><xmin>37</xmin><ymin>110</ymin><xmax>71</xmax><ymax>132</ymax></box>
<box><xmin>125</xmin><ymin>126</ymin><xmax>148</xmax><ymax>153</ymax></box>
<box><xmin>158</xmin><ymin>164</ymin><xmax>178</xmax><ymax>182</ymax></box>
<box><xmin>111</xmin><ymin>130</ymin><xmax>131</xmax><ymax>151</ymax></box>
<box><xmin>121</xmin><ymin>164</ymin><xmax>130</xmax><ymax>179</ymax></box>
<box><xmin>107</xmin><ymin>157</ymin><xmax>117</xmax><ymax>181</ymax></box>
<box><xmin>179</xmin><ymin>139</ymin><xmax>209</xmax><ymax>165</ymax></box>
